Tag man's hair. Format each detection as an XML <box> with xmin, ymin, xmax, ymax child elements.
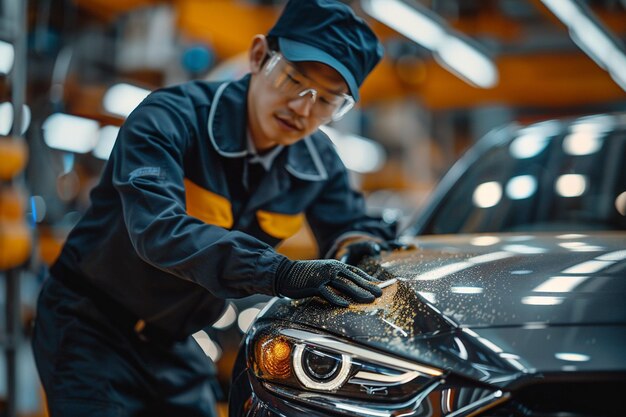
<box><xmin>260</xmin><ymin>36</ymin><xmax>280</xmax><ymax>68</ymax></box>
<box><xmin>266</xmin><ymin>36</ymin><xmax>279</xmax><ymax>52</ymax></box>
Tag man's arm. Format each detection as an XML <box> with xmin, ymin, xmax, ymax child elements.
<box><xmin>305</xmin><ymin>134</ymin><xmax>397</xmax><ymax>262</ymax></box>
<box><xmin>110</xmin><ymin>96</ymin><xmax>283</xmax><ymax>299</ymax></box>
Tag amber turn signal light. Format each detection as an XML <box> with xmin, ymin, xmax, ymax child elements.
<box><xmin>256</xmin><ymin>336</ymin><xmax>292</xmax><ymax>379</ymax></box>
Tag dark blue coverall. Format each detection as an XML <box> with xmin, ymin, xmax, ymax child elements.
<box><xmin>32</xmin><ymin>75</ymin><xmax>394</xmax><ymax>416</ymax></box>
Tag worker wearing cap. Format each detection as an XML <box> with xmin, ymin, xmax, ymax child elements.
<box><xmin>32</xmin><ymin>0</ymin><xmax>397</xmax><ymax>415</ymax></box>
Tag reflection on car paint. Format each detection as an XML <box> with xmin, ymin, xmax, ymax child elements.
<box><xmin>229</xmin><ymin>113</ymin><xmax>626</xmax><ymax>416</ymax></box>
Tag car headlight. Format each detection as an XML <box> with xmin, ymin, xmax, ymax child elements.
<box><xmin>250</xmin><ymin>324</ymin><xmax>446</xmax><ymax>402</ymax></box>
<box><xmin>293</xmin><ymin>344</ymin><xmax>352</xmax><ymax>391</ymax></box>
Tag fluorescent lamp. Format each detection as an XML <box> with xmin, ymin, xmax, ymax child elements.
<box><xmin>43</xmin><ymin>113</ymin><xmax>100</xmax><ymax>153</ymax></box>
<box><xmin>555</xmin><ymin>352</ymin><xmax>590</xmax><ymax>362</ymax></box>
<box><xmin>608</xmin><ymin>51</ymin><xmax>626</xmax><ymax>90</ymax></box>
<box><xmin>511</xmin><ymin>270</ymin><xmax>532</xmax><ymax>275</ymax></box>
<box><xmin>561</xmin><ymin>260</ymin><xmax>614</xmax><ymax>274</ymax></box>
<box><xmin>509</xmin><ymin>132</ymin><xmax>550</xmax><ymax>159</ymax></box>
<box><xmin>414</xmin><ymin>252</ymin><xmax>512</xmax><ymax>281</ymax></box>
<box><xmin>103</xmin><ymin>83</ymin><xmax>151</xmax><ymax>118</ymax></box>
<box><xmin>0</xmin><ymin>41</ymin><xmax>14</xmax><ymax>74</ymax></box>
<box><xmin>596</xmin><ymin>250</ymin><xmax>626</xmax><ymax>262</ymax></box>
<box><xmin>570</xmin><ymin>15</ymin><xmax>617</xmax><ymax>67</ymax></box>
<box><xmin>362</xmin><ymin>0</ymin><xmax>498</xmax><ymax>88</ymax></box>
<box><xmin>414</xmin><ymin>261</ymin><xmax>472</xmax><ymax>281</ymax></box>
<box><xmin>556</xmin><ymin>234</ymin><xmax>587</xmax><ymax>239</ymax></box>
<box><xmin>0</xmin><ymin>102</ymin><xmax>31</xmax><ymax>135</ymax></box>
<box><xmin>319</xmin><ymin>126</ymin><xmax>386</xmax><ymax>173</ymax></box>
<box><xmin>470</xmin><ymin>236</ymin><xmax>501</xmax><ymax>246</ymax></box>
<box><xmin>506</xmin><ymin>175</ymin><xmax>537</xmax><ymax>200</ymax></box>
<box><xmin>468</xmin><ymin>251</ymin><xmax>513</xmax><ymax>264</ymax></box>
<box><xmin>93</xmin><ymin>126</ymin><xmax>120</xmax><ymax>160</ymax></box>
<box><xmin>521</xmin><ymin>296</ymin><xmax>564</xmax><ymax>305</ymax></box>
<box><xmin>362</xmin><ymin>0</ymin><xmax>446</xmax><ymax>50</ymax></box>
<box><xmin>502</xmin><ymin>244</ymin><xmax>547</xmax><ymax>254</ymax></box>
<box><xmin>570</xmin><ymin>246</ymin><xmax>605</xmax><ymax>252</ymax></box>
<box><xmin>563</xmin><ymin>130</ymin><xmax>603</xmax><ymax>156</ymax></box>
<box><xmin>559</xmin><ymin>242</ymin><xmax>585</xmax><ymax>248</ymax></box>
<box><xmin>570</xmin><ymin>246</ymin><xmax>604</xmax><ymax>252</ymax></box>
<box><xmin>451</xmin><ymin>286</ymin><xmax>484</xmax><ymax>294</ymax></box>
<box><xmin>540</xmin><ymin>0</ymin><xmax>582</xmax><ymax>23</ymax></box>
<box><xmin>435</xmin><ymin>36</ymin><xmax>498</xmax><ymax>88</ymax></box>
<box><xmin>533</xmin><ymin>276</ymin><xmax>589</xmax><ymax>293</ymax></box>
<box><xmin>555</xmin><ymin>174</ymin><xmax>587</xmax><ymax>197</ymax></box>
<box><xmin>541</xmin><ymin>0</ymin><xmax>626</xmax><ymax>92</ymax></box>
<box><xmin>473</xmin><ymin>181</ymin><xmax>502</xmax><ymax>208</ymax></box>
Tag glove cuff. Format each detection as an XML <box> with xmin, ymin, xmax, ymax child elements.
<box><xmin>275</xmin><ymin>257</ymin><xmax>296</xmax><ymax>296</ymax></box>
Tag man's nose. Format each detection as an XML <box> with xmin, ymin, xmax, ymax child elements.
<box><xmin>288</xmin><ymin>89</ymin><xmax>316</xmax><ymax>116</ymax></box>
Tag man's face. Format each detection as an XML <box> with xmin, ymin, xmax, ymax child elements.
<box><xmin>248</xmin><ymin>38</ymin><xmax>350</xmax><ymax>151</ymax></box>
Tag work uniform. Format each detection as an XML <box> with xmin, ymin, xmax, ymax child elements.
<box><xmin>32</xmin><ymin>75</ymin><xmax>394</xmax><ymax>415</ymax></box>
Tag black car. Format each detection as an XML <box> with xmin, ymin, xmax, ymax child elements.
<box><xmin>229</xmin><ymin>113</ymin><xmax>626</xmax><ymax>416</ymax></box>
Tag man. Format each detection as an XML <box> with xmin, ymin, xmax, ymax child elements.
<box><xmin>32</xmin><ymin>0</ymin><xmax>396</xmax><ymax>415</ymax></box>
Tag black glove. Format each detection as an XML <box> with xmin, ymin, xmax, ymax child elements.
<box><xmin>337</xmin><ymin>240</ymin><xmax>384</xmax><ymax>266</ymax></box>
<box><xmin>275</xmin><ymin>259</ymin><xmax>383</xmax><ymax>307</ymax></box>
<box><xmin>337</xmin><ymin>239</ymin><xmax>416</xmax><ymax>266</ymax></box>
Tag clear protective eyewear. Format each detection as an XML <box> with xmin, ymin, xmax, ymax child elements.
<box><xmin>264</xmin><ymin>52</ymin><xmax>355</xmax><ymax>121</ymax></box>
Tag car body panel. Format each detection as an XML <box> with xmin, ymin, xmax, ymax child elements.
<box><xmin>230</xmin><ymin>113</ymin><xmax>626</xmax><ymax>416</ymax></box>
<box><xmin>380</xmin><ymin>232</ymin><xmax>626</xmax><ymax>328</ymax></box>
<box><xmin>253</xmin><ymin>232</ymin><xmax>626</xmax><ymax>385</ymax></box>
<box><xmin>268</xmin><ymin>233</ymin><xmax>626</xmax><ymax>329</ymax></box>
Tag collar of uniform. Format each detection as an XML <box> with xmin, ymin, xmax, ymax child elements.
<box><xmin>207</xmin><ymin>75</ymin><xmax>251</xmax><ymax>158</ymax></box>
<box><xmin>246</xmin><ymin>132</ymin><xmax>283</xmax><ymax>171</ymax></box>
<box><xmin>285</xmin><ymin>135</ymin><xmax>328</xmax><ymax>181</ymax></box>
<box><xmin>207</xmin><ymin>75</ymin><xmax>328</xmax><ymax>182</ymax></box>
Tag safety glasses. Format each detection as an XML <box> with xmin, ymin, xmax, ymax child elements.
<box><xmin>264</xmin><ymin>52</ymin><xmax>355</xmax><ymax>121</ymax></box>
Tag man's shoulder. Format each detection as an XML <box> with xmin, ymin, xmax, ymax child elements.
<box><xmin>301</xmin><ymin>129</ymin><xmax>345</xmax><ymax>173</ymax></box>
<box><xmin>309</xmin><ymin>129</ymin><xmax>339</xmax><ymax>156</ymax></box>
<box><xmin>144</xmin><ymin>80</ymin><xmax>221</xmax><ymax>109</ymax></box>
<box><xmin>308</xmin><ymin>129</ymin><xmax>330</xmax><ymax>145</ymax></box>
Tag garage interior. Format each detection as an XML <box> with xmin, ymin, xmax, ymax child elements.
<box><xmin>1</xmin><ymin>0</ymin><xmax>626</xmax><ymax>416</ymax></box>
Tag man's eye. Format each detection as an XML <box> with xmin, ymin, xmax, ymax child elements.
<box><xmin>319</xmin><ymin>96</ymin><xmax>335</xmax><ymax>106</ymax></box>
<box><xmin>286</xmin><ymin>73</ymin><xmax>302</xmax><ymax>86</ymax></box>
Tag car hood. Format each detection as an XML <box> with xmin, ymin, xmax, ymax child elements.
<box><xmin>258</xmin><ymin>232</ymin><xmax>626</xmax><ymax>382</ymax></box>
<box><xmin>374</xmin><ymin>232</ymin><xmax>626</xmax><ymax>328</ymax></box>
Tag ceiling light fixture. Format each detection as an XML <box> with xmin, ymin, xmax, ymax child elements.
<box><xmin>103</xmin><ymin>83</ymin><xmax>151</xmax><ymax>118</ymax></box>
<box><xmin>0</xmin><ymin>41</ymin><xmax>14</xmax><ymax>74</ymax></box>
<box><xmin>541</xmin><ymin>0</ymin><xmax>626</xmax><ymax>91</ymax></box>
<box><xmin>319</xmin><ymin>125</ymin><xmax>386</xmax><ymax>173</ymax></box>
<box><xmin>362</xmin><ymin>0</ymin><xmax>498</xmax><ymax>88</ymax></box>
<box><xmin>43</xmin><ymin>113</ymin><xmax>100</xmax><ymax>154</ymax></box>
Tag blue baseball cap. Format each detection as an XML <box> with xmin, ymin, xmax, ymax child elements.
<box><xmin>267</xmin><ymin>0</ymin><xmax>383</xmax><ymax>102</ymax></box>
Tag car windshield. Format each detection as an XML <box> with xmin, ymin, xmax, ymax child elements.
<box><xmin>422</xmin><ymin>119</ymin><xmax>626</xmax><ymax>234</ymax></box>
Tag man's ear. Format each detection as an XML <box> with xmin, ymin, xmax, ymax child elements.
<box><xmin>249</xmin><ymin>35</ymin><xmax>267</xmax><ymax>74</ymax></box>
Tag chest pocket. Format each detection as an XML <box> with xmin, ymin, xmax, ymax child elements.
<box><xmin>184</xmin><ymin>178</ymin><xmax>233</xmax><ymax>229</ymax></box>
<box><xmin>257</xmin><ymin>210</ymin><xmax>304</xmax><ymax>240</ymax></box>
